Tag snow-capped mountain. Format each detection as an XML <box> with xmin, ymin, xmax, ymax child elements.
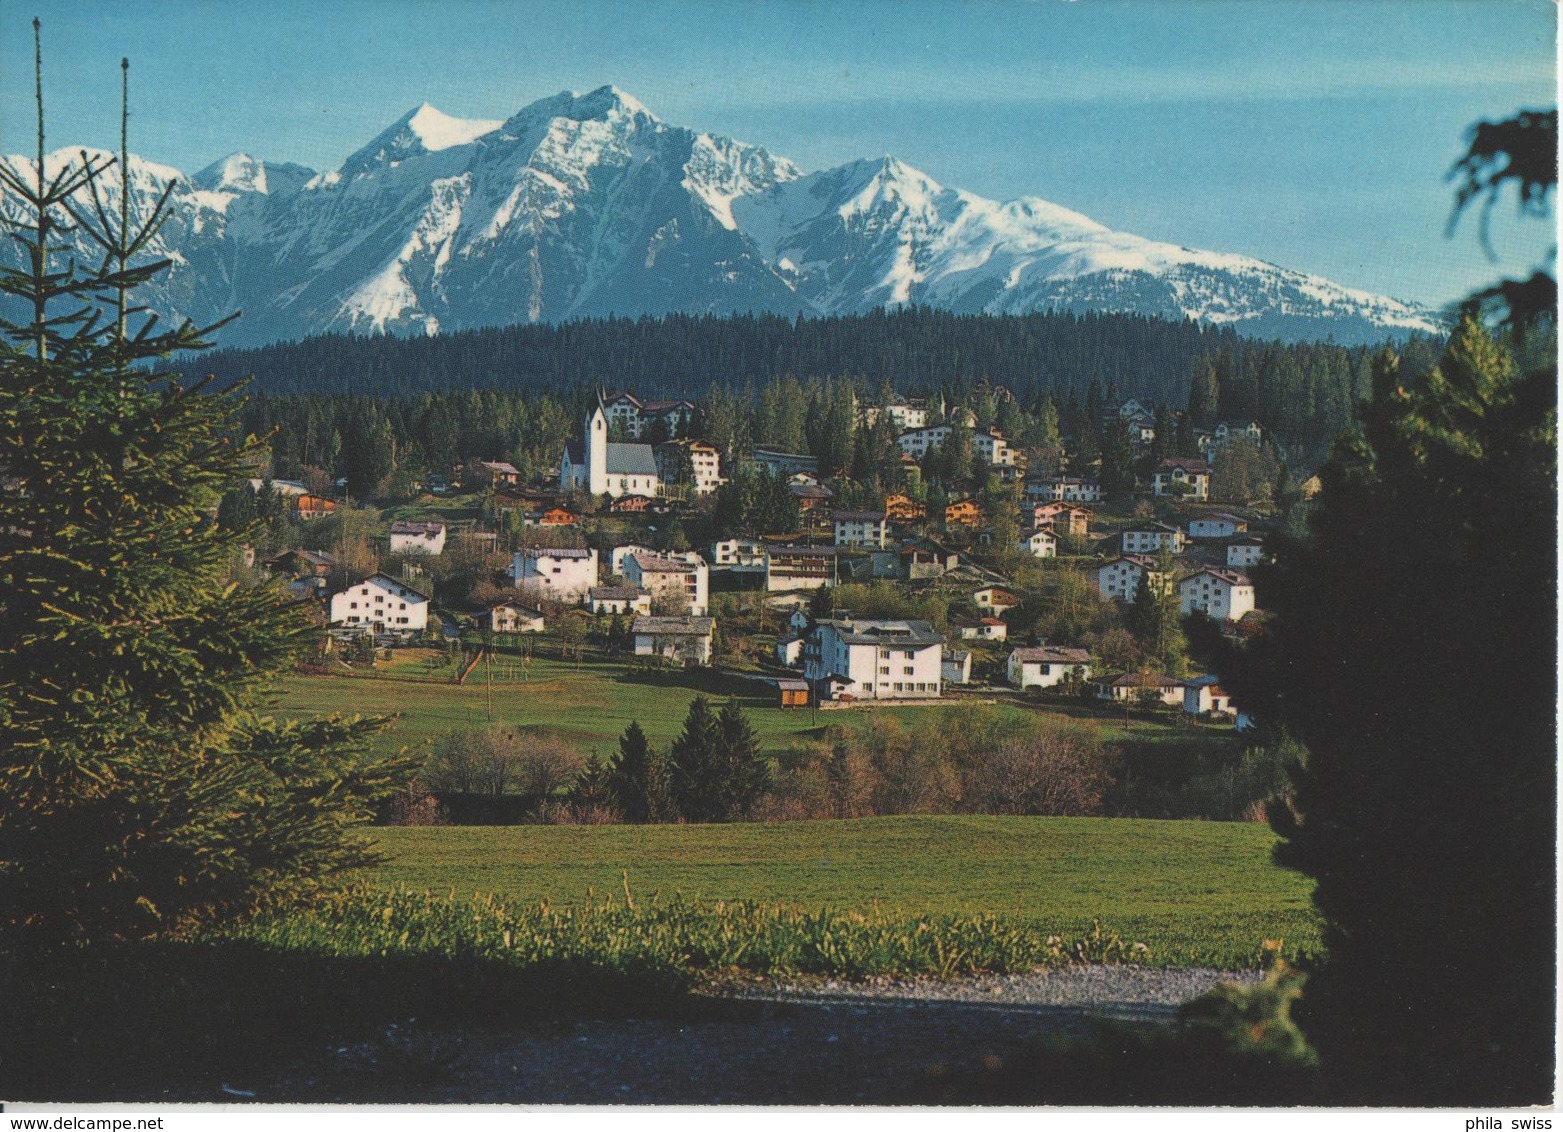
<box><xmin>0</xmin><ymin>85</ymin><xmax>1441</xmax><ymax>347</ymax></box>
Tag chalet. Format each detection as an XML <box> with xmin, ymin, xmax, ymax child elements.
<box><xmin>944</xmin><ymin>499</ymin><xmax>981</xmax><ymax>526</ymax></box>
<box><xmin>1007</xmin><ymin>645</ymin><xmax>1093</xmax><ymax>690</ymax></box>
<box><xmin>1186</xmin><ymin>513</ymin><xmax>1248</xmax><ymax>540</ymax></box>
<box><xmin>631</xmin><ymin>615</ymin><xmax>714</xmax><ymax>665</ymax></box>
<box><xmin>884</xmin><ymin>493</ymin><xmax>926</xmax><ymax>522</ymax></box>
<box><xmin>1227</xmin><ymin>536</ymin><xmax>1267</xmax><ymax>569</ymax></box>
<box><xmin>473</xmin><ymin>600</ymin><xmax>544</xmax><ymax>635</ymax></box>
<box><xmin>1097</xmin><ymin>554</ymin><xmax>1171</xmax><ymax>602</ymax></box>
<box><xmin>624</xmin><ymin>552</ymin><xmax>709</xmax><ymax>616</ymax></box>
<box><xmin>329</xmin><ymin>573</ymin><xmax>430</xmax><ymax>638</ymax></box>
<box><xmin>834</xmin><ymin>511</ymin><xmax>889</xmax><ymax>549</ymax></box>
<box><xmin>1153</xmin><ymin>457</ymin><xmax>1212</xmax><ymax>501</ymax></box>
<box><xmin>1116</xmin><ymin>399</ymin><xmax>1151</xmax><ymax>419</ymax></box>
<box><xmin>1023</xmin><ymin>528</ymin><xmax>1058</xmax><ymax>558</ymax></box>
<box><xmin>942</xmin><ymin>648</ymin><xmax>973</xmax><ymax>685</ymax></box>
<box><xmin>1033</xmin><ymin>502</ymin><xmax>1092</xmax><ymax>537</ymax></box>
<box><xmin>1093</xmin><ymin>671</ymin><xmax>1185</xmax><ymax>706</ymax></box>
<box><xmin>1182</xmin><ymin>673</ymin><xmax>1234</xmax><ymax>717</ymax></box>
<box><xmin>1178</xmin><ymin>567</ymin><xmax>1256</xmax><ymax>623</ymax></box>
<box><xmin>765</xmin><ymin>544</ymin><xmax>837</xmax><ymax>592</ymax></box>
<box><xmin>389</xmin><ymin>520</ymin><xmax>446</xmax><ymax>556</ymax></box>
<box><xmin>479</xmin><ymin>460</ymin><xmax>521</xmax><ymax>486</ymax></box>
<box><xmin>295</xmin><ymin>494</ymin><xmax>337</xmax><ymax>520</ymax></box>
<box><xmin>1121</xmin><ymin>521</ymin><xmax>1186</xmax><ymax>555</ymax></box>
<box><xmin>588</xmin><ymin>585</ymin><xmax>652</xmax><ymax>616</ymax></box>
<box><xmin>263</xmin><ymin>547</ymin><xmax>336</xmax><ymax>582</ymax></box>
<box><xmin>791</xmin><ymin>483</ymin><xmax>835</xmax><ymax>513</ymax></box>
<box><xmin>803</xmin><ymin>618</ymin><xmax>945</xmax><ymax>701</ymax></box>
<box><xmin>510</xmin><ymin>547</ymin><xmax>599</xmax><ymax>601</ymax></box>
<box><xmin>610</xmin><ymin>494</ymin><xmax>655</xmax><ymax>513</ymax></box>
<box><xmin>532</xmin><ymin>507</ymin><xmax>579</xmax><ymax>527</ymax></box>
<box><xmin>971</xmin><ymin>586</ymin><xmax>1020</xmax><ymax>613</ymax></box>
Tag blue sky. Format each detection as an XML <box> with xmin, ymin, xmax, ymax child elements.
<box><xmin>1</xmin><ymin>0</ymin><xmax>1554</xmax><ymax>307</ymax></box>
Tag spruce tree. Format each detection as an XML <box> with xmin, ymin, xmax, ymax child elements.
<box><xmin>607</xmin><ymin>720</ymin><xmax>659</xmax><ymax>823</ymax></box>
<box><xmin>668</xmin><ymin>695</ymin><xmax>724</xmax><ymax>822</ymax></box>
<box><xmin>714</xmin><ymin>699</ymin><xmax>768</xmax><ymax>819</ymax></box>
<box><xmin>0</xmin><ymin>31</ymin><xmax>410</xmax><ymax>941</ymax></box>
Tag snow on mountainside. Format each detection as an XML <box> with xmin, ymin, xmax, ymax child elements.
<box><xmin>0</xmin><ymin>86</ymin><xmax>1442</xmax><ymax>347</ymax></box>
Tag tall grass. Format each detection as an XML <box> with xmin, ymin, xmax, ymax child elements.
<box><xmin>228</xmin><ymin>885</ymin><xmax>1150</xmax><ymax>982</ymax></box>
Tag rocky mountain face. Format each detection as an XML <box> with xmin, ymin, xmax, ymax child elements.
<box><xmin>1</xmin><ymin>86</ymin><xmax>1441</xmax><ymax>347</ymax></box>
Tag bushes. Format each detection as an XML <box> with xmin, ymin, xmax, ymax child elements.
<box><xmin>763</xmin><ymin>710</ymin><xmax>1119</xmax><ymax>820</ymax></box>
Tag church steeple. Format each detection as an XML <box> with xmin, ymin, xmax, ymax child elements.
<box><xmin>586</xmin><ymin>393</ymin><xmax>608</xmax><ymax>495</ymax></box>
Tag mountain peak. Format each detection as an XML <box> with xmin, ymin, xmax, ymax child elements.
<box><xmin>571</xmin><ymin>85</ymin><xmax>656</xmax><ymax>122</ymax></box>
<box><xmin>404</xmin><ymin>103</ymin><xmax>503</xmax><ymax>152</ymax></box>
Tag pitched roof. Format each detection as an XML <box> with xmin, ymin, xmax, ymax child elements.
<box><xmin>347</xmin><ymin>573</ymin><xmax>431</xmax><ymax>602</ymax></box>
<box><xmin>1010</xmin><ymin>646</ymin><xmax>1092</xmax><ymax>665</ymax></box>
<box><xmin>1180</xmin><ymin>567</ymin><xmax>1253</xmax><ymax>587</ymax></box>
<box><xmin>817</xmin><ymin>618</ymin><xmax>944</xmax><ymax>647</ymax></box>
<box><xmin>631</xmin><ymin>616</ymin><xmax>714</xmax><ymax>636</ymax></box>
<box><xmin>605</xmin><ymin>442</ymin><xmax>658</xmax><ymax>477</ymax></box>
<box><xmin>390</xmin><ymin>520</ymin><xmax>445</xmax><ymax>536</ymax></box>
<box><xmin>517</xmin><ymin>546</ymin><xmax>593</xmax><ymax>560</ymax></box>
<box><xmin>628</xmin><ymin>553</ymin><xmax>696</xmax><ymax>574</ymax></box>
<box><xmin>833</xmin><ymin>510</ymin><xmax>886</xmax><ymax>522</ymax></box>
<box><xmin>590</xmin><ymin>585</ymin><xmax>648</xmax><ymax>601</ymax></box>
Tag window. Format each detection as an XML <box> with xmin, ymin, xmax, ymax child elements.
<box><xmin>903</xmin><ymin>666</ymin><xmax>915</xmax><ymax>676</ymax></box>
<box><xmin>349</xmin><ymin>602</ymin><xmax>358</xmax><ymax>609</ymax></box>
<box><xmin>903</xmin><ymin>650</ymin><xmax>915</xmax><ymax>660</ymax></box>
<box><xmin>879</xmin><ymin>666</ymin><xmax>890</xmax><ymax>675</ymax></box>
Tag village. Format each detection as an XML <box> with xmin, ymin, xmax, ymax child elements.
<box><xmin>241</xmin><ymin>385</ymin><xmax>1287</xmax><ymax>725</ymax></box>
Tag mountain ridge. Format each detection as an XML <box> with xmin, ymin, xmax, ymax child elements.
<box><xmin>0</xmin><ymin>84</ymin><xmax>1444</xmax><ymax>347</ymax></box>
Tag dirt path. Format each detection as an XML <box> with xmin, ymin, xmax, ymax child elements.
<box><xmin>266</xmin><ymin>967</ymin><xmax>1258</xmax><ymax>1105</ymax></box>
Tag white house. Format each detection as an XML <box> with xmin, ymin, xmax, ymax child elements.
<box><xmin>833</xmin><ymin>511</ymin><xmax>890</xmax><ymax>549</ymax></box>
<box><xmin>329</xmin><ymin>573</ymin><xmax>430</xmax><ymax>637</ymax></box>
<box><xmin>1121</xmin><ymin>522</ymin><xmax>1186</xmax><ymax>555</ymax></box>
<box><xmin>1227</xmin><ymin>537</ymin><xmax>1267</xmax><ymax>569</ymax></box>
<box><xmin>956</xmin><ymin>617</ymin><xmax>1008</xmax><ymax>642</ymax></box>
<box><xmin>971</xmin><ymin>586</ymin><xmax>1020</xmax><ymax>613</ymax></box>
<box><xmin>588</xmin><ymin>585</ymin><xmax>652</xmax><ymax>616</ymax></box>
<box><xmin>752</xmin><ymin>447</ymin><xmax>819</xmax><ymax>478</ymax></box>
<box><xmin>1186</xmin><ymin>513</ymin><xmax>1248</xmax><ymax>540</ymax></box>
<box><xmin>710</xmin><ymin>537</ymin><xmax>767</xmax><ymax>572</ymax></box>
<box><xmin>1182</xmin><ymin>674</ymin><xmax>1234</xmax><ymax>717</ymax></box>
<box><xmin>1030</xmin><ymin>477</ymin><xmax>1102</xmax><ymax>503</ymax></box>
<box><xmin>1023</xmin><ymin>528</ymin><xmax>1058</xmax><ymax>558</ymax></box>
<box><xmin>972</xmin><ymin>428</ymin><xmax>1014</xmax><ymax>467</ymax></box>
<box><xmin>632</xmin><ymin>615</ymin><xmax>714</xmax><ymax>665</ymax></box>
<box><xmin>1097</xmin><ymin>554</ymin><xmax>1166</xmax><ymax>602</ymax></box>
<box><xmin>881</xmin><ymin>400</ymin><xmax>929</xmax><ymax>431</ymax></box>
<box><xmin>623</xmin><ymin>552</ymin><xmax>709</xmax><ymax>616</ymax></box>
<box><xmin>389</xmin><ymin>520</ymin><xmax>446</xmax><ymax>556</ymax></box>
<box><xmin>473</xmin><ymin>600</ymin><xmax>544</xmax><ymax>634</ymax></box>
<box><xmin>1178</xmin><ymin>567</ymin><xmax>1256</xmax><ymax>623</ymax></box>
<box><xmin>942</xmin><ymin>648</ymin><xmax>973</xmax><ymax>685</ymax></box>
<box><xmin>1153</xmin><ymin>458</ymin><xmax>1212</xmax><ymax>501</ymax></box>
<box><xmin>608</xmin><ymin>544</ymin><xmax>659</xmax><ymax>576</ymax></box>
<box><xmin>1094</xmin><ymin>672</ymin><xmax>1186</xmax><ymax>706</ymax></box>
<box><xmin>1007</xmin><ymin>645</ymin><xmax>1093</xmax><ymax>690</ymax></box>
<box><xmin>775</xmin><ymin>635</ymin><xmax>805</xmax><ymax>667</ymax></box>
<box><xmin>1214</xmin><ymin>419</ymin><xmax>1263</xmax><ymax>447</ymax></box>
<box><xmin>603</xmin><ymin>393</ymin><xmax>696</xmax><ymax>440</ymax></box>
<box><xmin>803</xmin><ymin>618</ymin><xmax>945</xmax><ymax>701</ymax></box>
<box><xmin>560</xmin><ymin>397</ymin><xmax>661</xmax><ymax>499</ymax></box>
<box><xmin>896</xmin><ymin>424</ymin><xmax>952</xmax><ymax>461</ymax></box>
<box><xmin>511</xmin><ymin>546</ymin><xmax>599</xmax><ymax>601</ymax></box>
<box><xmin>655</xmin><ymin>439</ymin><xmax>724</xmax><ymax>496</ymax></box>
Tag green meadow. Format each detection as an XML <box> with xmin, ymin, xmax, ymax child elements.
<box><xmin>363</xmin><ymin>815</ymin><xmax>1319</xmax><ymax>969</ymax></box>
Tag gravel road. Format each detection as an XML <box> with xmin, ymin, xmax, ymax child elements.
<box><xmin>273</xmin><ymin>966</ymin><xmax>1260</xmax><ymax>1105</ymax></box>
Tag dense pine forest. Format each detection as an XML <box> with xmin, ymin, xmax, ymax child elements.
<box><xmin>195</xmin><ymin>308</ymin><xmax>1442</xmax><ymax>458</ymax></box>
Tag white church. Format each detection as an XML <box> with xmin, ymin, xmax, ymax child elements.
<box><xmin>560</xmin><ymin>396</ymin><xmax>661</xmax><ymax>500</ymax></box>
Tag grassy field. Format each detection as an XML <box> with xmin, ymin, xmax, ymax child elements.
<box><xmin>363</xmin><ymin>815</ymin><xmax>1319</xmax><ymax>968</ymax></box>
<box><xmin>267</xmin><ymin>661</ymin><xmax>1214</xmax><ymax>763</ymax></box>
